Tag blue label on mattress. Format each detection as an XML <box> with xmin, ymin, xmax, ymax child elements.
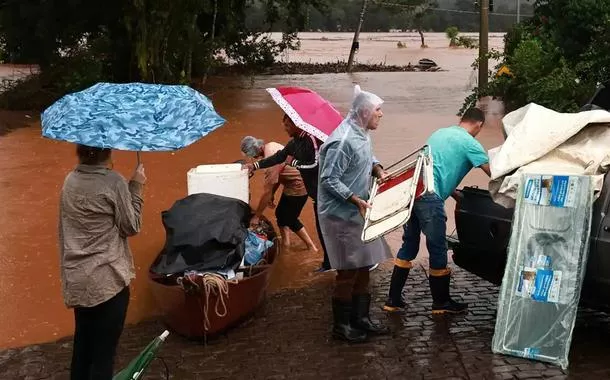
<box><xmin>532</xmin><ymin>269</ymin><xmax>553</xmax><ymax>302</ymax></box>
<box><xmin>524</xmin><ymin>347</ymin><xmax>540</xmax><ymax>359</ymax></box>
<box><xmin>523</xmin><ymin>175</ymin><xmax>578</xmax><ymax>208</ymax></box>
<box><xmin>524</xmin><ymin>178</ymin><xmax>534</xmax><ymax>199</ymax></box>
<box><xmin>550</xmin><ymin>176</ymin><xmax>570</xmax><ymax>207</ymax></box>
<box><xmin>535</xmin><ymin>255</ymin><xmax>551</xmax><ymax>268</ymax></box>
<box><xmin>523</xmin><ymin>176</ymin><xmax>543</xmax><ymax>204</ymax></box>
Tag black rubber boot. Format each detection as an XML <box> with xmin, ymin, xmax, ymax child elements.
<box><xmin>332</xmin><ymin>298</ymin><xmax>368</xmax><ymax>343</ymax></box>
<box><xmin>351</xmin><ymin>294</ymin><xmax>390</xmax><ymax>335</ymax></box>
<box><xmin>429</xmin><ymin>273</ymin><xmax>468</xmax><ymax>315</ymax></box>
<box><xmin>383</xmin><ymin>266</ymin><xmax>410</xmax><ymax>312</ymax></box>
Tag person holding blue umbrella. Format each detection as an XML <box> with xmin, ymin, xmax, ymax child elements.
<box><xmin>43</xmin><ymin>82</ymin><xmax>226</xmax><ymax>379</ymax></box>
<box><xmin>60</xmin><ymin>144</ymin><xmax>146</xmax><ymax>380</ymax></box>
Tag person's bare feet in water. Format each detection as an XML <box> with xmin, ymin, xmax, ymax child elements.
<box><xmin>287</xmin><ymin>241</ymin><xmax>317</xmax><ymax>252</ymax></box>
<box><xmin>280</xmin><ymin>227</ymin><xmax>291</xmax><ymax>252</ymax></box>
<box><xmin>305</xmin><ymin>243</ymin><xmax>318</xmax><ymax>252</ymax></box>
<box><xmin>295</xmin><ymin>227</ymin><xmax>318</xmax><ymax>252</ymax></box>
<box><xmin>281</xmin><ymin>241</ymin><xmax>291</xmax><ymax>252</ymax></box>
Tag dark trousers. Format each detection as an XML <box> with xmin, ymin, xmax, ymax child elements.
<box><xmin>275</xmin><ymin>193</ymin><xmax>308</xmax><ymax>232</ymax></box>
<box><xmin>334</xmin><ymin>268</ymin><xmax>370</xmax><ymax>301</ymax></box>
<box><xmin>312</xmin><ymin>200</ymin><xmax>331</xmax><ymax>268</ymax></box>
<box><xmin>71</xmin><ymin>287</ymin><xmax>130</xmax><ymax>380</ymax></box>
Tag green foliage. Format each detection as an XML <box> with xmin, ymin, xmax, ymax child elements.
<box><xmin>461</xmin><ymin>0</ymin><xmax>610</xmax><ymax>115</ymax></box>
<box><xmin>445</xmin><ymin>26</ymin><xmax>459</xmax><ymax>46</ymax></box>
<box><xmin>0</xmin><ymin>36</ymin><xmax>112</xmax><ymax>110</ymax></box>
<box><xmin>445</xmin><ymin>26</ymin><xmax>477</xmax><ymax>49</ymax></box>
<box><xmin>0</xmin><ymin>0</ymin><xmax>324</xmax><ymax>109</ymax></box>
<box><xmin>456</xmin><ymin>36</ymin><xmax>477</xmax><ymax>49</ymax></box>
<box><xmin>0</xmin><ymin>37</ymin><xmax>5</xmax><ymax>63</ymax></box>
<box><xmin>225</xmin><ymin>32</ymin><xmax>300</xmax><ymax>67</ymax></box>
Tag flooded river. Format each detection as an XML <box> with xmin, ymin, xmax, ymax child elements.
<box><xmin>0</xmin><ymin>32</ymin><xmax>505</xmax><ymax>348</ymax></box>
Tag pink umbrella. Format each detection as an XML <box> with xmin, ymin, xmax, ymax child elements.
<box><xmin>266</xmin><ymin>86</ymin><xmax>343</xmax><ymax>142</ymax></box>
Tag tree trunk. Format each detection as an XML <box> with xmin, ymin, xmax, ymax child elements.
<box><xmin>201</xmin><ymin>0</ymin><xmax>218</xmax><ymax>86</ymax></box>
<box><xmin>418</xmin><ymin>29</ymin><xmax>426</xmax><ymax>48</ymax></box>
<box><xmin>186</xmin><ymin>13</ymin><xmax>198</xmax><ymax>82</ymax></box>
<box><xmin>347</xmin><ymin>0</ymin><xmax>368</xmax><ymax>72</ymax></box>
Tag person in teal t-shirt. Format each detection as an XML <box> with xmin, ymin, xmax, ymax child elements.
<box><xmin>384</xmin><ymin>107</ymin><xmax>491</xmax><ymax>314</ymax></box>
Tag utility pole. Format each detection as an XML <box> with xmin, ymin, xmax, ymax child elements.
<box><xmin>478</xmin><ymin>0</ymin><xmax>489</xmax><ymax>88</ymax></box>
<box><xmin>347</xmin><ymin>0</ymin><xmax>368</xmax><ymax>72</ymax></box>
<box><xmin>516</xmin><ymin>0</ymin><xmax>521</xmax><ymax>23</ymax></box>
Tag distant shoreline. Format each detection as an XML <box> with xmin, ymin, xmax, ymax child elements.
<box><xmin>210</xmin><ymin>61</ymin><xmax>444</xmax><ymax>76</ymax></box>
<box><xmin>0</xmin><ymin>59</ymin><xmax>445</xmax><ymax>85</ymax></box>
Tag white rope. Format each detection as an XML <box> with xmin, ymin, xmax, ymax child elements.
<box><xmin>177</xmin><ymin>271</ymin><xmax>236</xmax><ymax>332</ymax></box>
<box><xmin>201</xmin><ymin>273</ymin><xmax>234</xmax><ymax>332</ymax></box>
<box><xmin>175</xmin><ymin>228</ymin><xmax>279</xmax><ymax>335</ymax></box>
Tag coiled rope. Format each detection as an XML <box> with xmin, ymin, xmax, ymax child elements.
<box><xmin>175</xmin><ymin>229</ymin><xmax>280</xmax><ymax>336</ymax></box>
<box><xmin>177</xmin><ymin>272</ymin><xmax>237</xmax><ymax>332</ymax></box>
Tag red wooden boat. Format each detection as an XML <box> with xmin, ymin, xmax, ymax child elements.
<box><xmin>148</xmin><ymin>220</ymin><xmax>279</xmax><ymax>339</ymax></box>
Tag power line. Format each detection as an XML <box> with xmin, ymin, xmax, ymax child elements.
<box><xmin>371</xmin><ymin>1</ymin><xmax>534</xmax><ymax>18</ymax></box>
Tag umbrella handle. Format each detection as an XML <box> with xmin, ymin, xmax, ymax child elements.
<box><xmin>137</xmin><ymin>152</ymin><xmax>141</xmax><ymax>165</ymax></box>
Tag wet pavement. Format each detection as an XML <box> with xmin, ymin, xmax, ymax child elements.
<box><xmin>2</xmin><ymin>263</ymin><xmax>610</xmax><ymax>379</ymax></box>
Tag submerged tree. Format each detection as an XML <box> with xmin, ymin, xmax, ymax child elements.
<box><xmin>366</xmin><ymin>0</ymin><xmax>436</xmax><ymax>47</ymax></box>
<box><xmin>445</xmin><ymin>26</ymin><xmax>459</xmax><ymax>47</ymax></box>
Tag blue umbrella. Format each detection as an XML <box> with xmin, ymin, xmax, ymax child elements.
<box><xmin>41</xmin><ymin>82</ymin><xmax>226</xmax><ymax>155</ymax></box>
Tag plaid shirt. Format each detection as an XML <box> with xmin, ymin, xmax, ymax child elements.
<box><xmin>59</xmin><ymin>165</ymin><xmax>143</xmax><ymax>308</ymax></box>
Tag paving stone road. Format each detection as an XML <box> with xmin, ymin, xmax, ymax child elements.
<box><xmin>2</xmin><ymin>265</ymin><xmax>610</xmax><ymax>380</ymax></box>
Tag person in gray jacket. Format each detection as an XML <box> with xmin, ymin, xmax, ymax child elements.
<box><xmin>318</xmin><ymin>85</ymin><xmax>392</xmax><ymax>343</ymax></box>
<box><xmin>59</xmin><ymin>144</ymin><xmax>145</xmax><ymax>380</ymax></box>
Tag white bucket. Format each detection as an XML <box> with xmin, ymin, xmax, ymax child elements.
<box><xmin>187</xmin><ymin>164</ymin><xmax>249</xmax><ymax>203</ymax></box>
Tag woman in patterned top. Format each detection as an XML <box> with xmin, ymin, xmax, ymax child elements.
<box><xmin>241</xmin><ymin>136</ymin><xmax>318</xmax><ymax>252</ymax></box>
<box><xmin>244</xmin><ymin>114</ymin><xmax>332</xmax><ymax>272</ymax></box>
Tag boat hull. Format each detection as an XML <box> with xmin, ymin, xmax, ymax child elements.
<box><xmin>149</xmin><ymin>221</ymin><xmax>278</xmax><ymax>338</ymax></box>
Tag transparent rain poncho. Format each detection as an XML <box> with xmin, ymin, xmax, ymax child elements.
<box><xmin>317</xmin><ymin>85</ymin><xmax>391</xmax><ymax>269</ymax></box>
<box><xmin>318</xmin><ymin>85</ymin><xmax>384</xmax><ymax>221</ymax></box>
<box><xmin>347</xmin><ymin>85</ymin><xmax>384</xmax><ymax>132</ymax></box>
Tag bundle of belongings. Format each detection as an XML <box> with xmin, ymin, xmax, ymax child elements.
<box><xmin>149</xmin><ymin>193</ymin><xmax>274</xmax><ymax>283</ymax></box>
<box><xmin>488</xmin><ymin>103</ymin><xmax>610</xmax><ymax>208</ymax></box>
<box><xmin>488</xmin><ymin>101</ymin><xmax>610</xmax><ymax>369</ymax></box>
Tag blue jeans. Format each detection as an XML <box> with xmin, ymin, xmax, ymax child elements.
<box><xmin>396</xmin><ymin>193</ymin><xmax>448</xmax><ymax>270</ymax></box>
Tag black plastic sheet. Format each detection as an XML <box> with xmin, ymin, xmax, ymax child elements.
<box><xmin>150</xmin><ymin>193</ymin><xmax>251</xmax><ymax>277</ymax></box>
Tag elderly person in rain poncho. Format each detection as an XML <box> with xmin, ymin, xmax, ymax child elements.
<box><xmin>318</xmin><ymin>85</ymin><xmax>392</xmax><ymax>343</ymax></box>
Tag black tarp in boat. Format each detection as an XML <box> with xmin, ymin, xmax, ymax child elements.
<box><xmin>149</xmin><ymin>193</ymin><xmax>251</xmax><ymax>277</ymax></box>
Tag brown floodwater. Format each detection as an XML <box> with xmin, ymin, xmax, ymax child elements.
<box><xmin>0</xmin><ymin>32</ymin><xmax>505</xmax><ymax>349</ymax></box>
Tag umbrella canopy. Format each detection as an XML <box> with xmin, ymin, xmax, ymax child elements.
<box><xmin>266</xmin><ymin>86</ymin><xmax>343</xmax><ymax>142</ymax></box>
<box><xmin>113</xmin><ymin>330</ymin><xmax>169</xmax><ymax>380</ymax></box>
<box><xmin>42</xmin><ymin>82</ymin><xmax>226</xmax><ymax>152</ymax></box>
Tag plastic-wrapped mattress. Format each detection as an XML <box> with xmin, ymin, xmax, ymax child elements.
<box><xmin>492</xmin><ymin>174</ymin><xmax>593</xmax><ymax>369</ymax></box>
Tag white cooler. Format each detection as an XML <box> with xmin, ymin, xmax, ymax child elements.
<box><xmin>187</xmin><ymin>164</ymin><xmax>249</xmax><ymax>203</ymax></box>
